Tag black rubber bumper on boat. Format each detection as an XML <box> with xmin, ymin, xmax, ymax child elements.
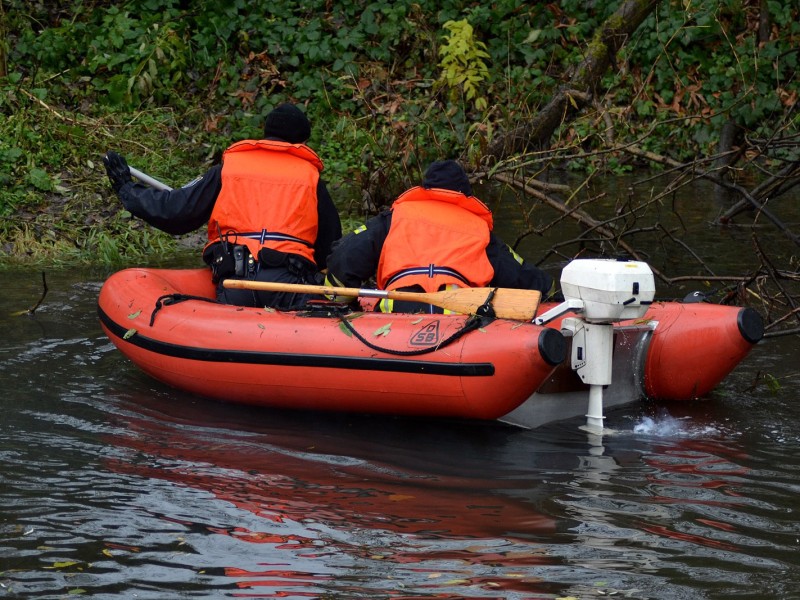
<box><xmin>738</xmin><ymin>307</ymin><xmax>764</xmax><ymax>344</ymax></box>
<box><xmin>539</xmin><ymin>328</ymin><xmax>568</xmax><ymax>367</ymax></box>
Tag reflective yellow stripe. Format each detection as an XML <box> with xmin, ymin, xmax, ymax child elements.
<box><xmin>323</xmin><ymin>273</ymin><xmax>356</xmax><ymax>302</ymax></box>
<box><xmin>508</xmin><ymin>245</ymin><xmax>524</xmax><ymax>265</ymax></box>
<box><xmin>442</xmin><ymin>283</ymin><xmax>459</xmax><ymax>314</ymax></box>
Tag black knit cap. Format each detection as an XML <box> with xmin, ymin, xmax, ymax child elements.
<box><xmin>422</xmin><ymin>160</ymin><xmax>472</xmax><ymax>196</ymax></box>
<box><xmin>263</xmin><ymin>103</ymin><xmax>311</xmax><ymax>144</ymax></box>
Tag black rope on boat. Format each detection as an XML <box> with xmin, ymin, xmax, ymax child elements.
<box><xmin>334</xmin><ymin>309</ymin><xmax>488</xmax><ymax>356</ymax></box>
<box><xmin>149</xmin><ymin>293</ymin><xmax>221</xmax><ymax>326</ymax></box>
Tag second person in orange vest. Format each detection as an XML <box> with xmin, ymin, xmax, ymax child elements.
<box><xmin>324</xmin><ymin>160</ymin><xmax>552</xmax><ymax>313</ymax></box>
<box><xmin>103</xmin><ymin>103</ymin><xmax>342</xmax><ymax>309</ymax></box>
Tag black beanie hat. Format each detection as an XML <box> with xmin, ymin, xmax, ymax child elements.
<box><xmin>263</xmin><ymin>103</ymin><xmax>311</xmax><ymax>144</ymax></box>
<box><xmin>422</xmin><ymin>160</ymin><xmax>473</xmax><ymax>196</ymax></box>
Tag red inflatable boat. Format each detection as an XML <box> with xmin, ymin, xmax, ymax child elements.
<box><xmin>98</xmin><ymin>266</ymin><xmax>763</xmax><ymax>428</ymax></box>
<box><xmin>98</xmin><ymin>268</ymin><xmax>566</xmax><ymax>421</ymax></box>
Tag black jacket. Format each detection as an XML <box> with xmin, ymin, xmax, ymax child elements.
<box><xmin>118</xmin><ymin>164</ymin><xmax>341</xmax><ymax>270</ymax></box>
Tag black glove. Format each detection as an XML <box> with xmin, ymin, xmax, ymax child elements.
<box><xmin>103</xmin><ymin>151</ymin><xmax>132</xmax><ymax>194</ymax></box>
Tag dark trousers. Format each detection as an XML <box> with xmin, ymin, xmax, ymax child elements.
<box><xmin>216</xmin><ymin>266</ymin><xmax>321</xmax><ymax>309</ymax></box>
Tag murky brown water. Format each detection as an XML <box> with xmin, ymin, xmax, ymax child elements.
<box><xmin>1</xmin><ymin>177</ymin><xmax>799</xmax><ymax>599</ymax></box>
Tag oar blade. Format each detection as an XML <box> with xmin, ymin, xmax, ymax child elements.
<box><xmin>431</xmin><ymin>287</ymin><xmax>541</xmax><ymax>320</ymax></box>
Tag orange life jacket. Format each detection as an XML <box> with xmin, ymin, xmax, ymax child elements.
<box><xmin>205</xmin><ymin>139</ymin><xmax>323</xmax><ymax>264</ymax></box>
<box><xmin>377</xmin><ymin>186</ymin><xmax>495</xmax><ymax>294</ymax></box>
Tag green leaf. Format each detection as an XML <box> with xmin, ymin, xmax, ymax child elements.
<box><xmin>373</xmin><ymin>323</ymin><xmax>392</xmax><ymax>337</ymax></box>
<box><xmin>28</xmin><ymin>168</ymin><xmax>53</xmax><ymax>191</ymax></box>
<box><xmin>123</xmin><ymin>328</ymin><xmax>137</xmax><ymax>339</ymax></box>
<box><xmin>525</xmin><ymin>29</ymin><xmax>542</xmax><ymax>44</ymax></box>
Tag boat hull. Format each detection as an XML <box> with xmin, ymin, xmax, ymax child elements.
<box><xmin>98</xmin><ymin>268</ymin><xmax>564</xmax><ymax>420</ymax></box>
<box><xmin>99</xmin><ymin>268</ymin><xmax>762</xmax><ymax>428</ymax></box>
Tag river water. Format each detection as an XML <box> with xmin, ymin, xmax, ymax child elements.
<box><xmin>2</xmin><ymin>177</ymin><xmax>799</xmax><ymax>599</ymax></box>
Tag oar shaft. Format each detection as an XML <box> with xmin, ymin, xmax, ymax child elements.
<box><xmin>130</xmin><ymin>166</ymin><xmax>173</xmax><ymax>191</ymax></box>
<box><xmin>222</xmin><ymin>279</ymin><xmax>541</xmax><ymax>321</ymax></box>
<box><xmin>224</xmin><ymin>279</ymin><xmax>384</xmax><ymax>299</ymax></box>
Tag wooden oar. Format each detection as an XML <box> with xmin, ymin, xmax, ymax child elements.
<box><xmin>222</xmin><ymin>279</ymin><xmax>541</xmax><ymax>321</ymax></box>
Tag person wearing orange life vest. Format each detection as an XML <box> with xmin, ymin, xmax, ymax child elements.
<box><xmin>325</xmin><ymin>160</ymin><xmax>552</xmax><ymax>313</ymax></box>
<box><xmin>103</xmin><ymin>103</ymin><xmax>342</xmax><ymax>309</ymax></box>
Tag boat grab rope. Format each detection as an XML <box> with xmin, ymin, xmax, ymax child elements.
<box><xmin>147</xmin><ymin>292</ymin><xmax>491</xmax><ymax>355</ymax></box>
<box><xmin>149</xmin><ymin>293</ymin><xmax>221</xmax><ymax>326</ymax></box>
<box><xmin>334</xmin><ymin>308</ymin><xmax>488</xmax><ymax>356</ymax></box>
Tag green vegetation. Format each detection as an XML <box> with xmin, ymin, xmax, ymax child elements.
<box><xmin>0</xmin><ymin>0</ymin><xmax>797</xmax><ymax>265</ymax></box>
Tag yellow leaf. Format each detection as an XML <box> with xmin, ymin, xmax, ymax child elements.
<box><xmin>46</xmin><ymin>560</ymin><xmax>79</xmax><ymax>569</ymax></box>
<box><xmin>567</xmin><ymin>93</ymin><xmax>578</xmax><ymax>109</ymax></box>
<box><xmin>388</xmin><ymin>494</ymin><xmax>414</xmax><ymax>501</ymax></box>
<box><xmin>127</xmin><ymin>310</ymin><xmax>141</xmax><ymax>319</ymax></box>
<box><xmin>123</xmin><ymin>328</ymin><xmax>137</xmax><ymax>340</ymax></box>
<box><xmin>102</xmin><ymin>549</ymin><xmax>113</xmax><ymax>558</ymax></box>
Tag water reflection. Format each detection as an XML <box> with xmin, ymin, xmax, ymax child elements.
<box><xmin>2</xmin><ymin>254</ymin><xmax>799</xmax><ymax>597</ymax></box>
<box><xmin>92</xmin><ymin>392</ymin><xmax>564</xmax><ymax>597</ymax></box>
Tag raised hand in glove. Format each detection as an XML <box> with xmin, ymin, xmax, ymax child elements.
<box><xmin>103</xmin><ymin>151</ymin><xmax>132</xmax><ymax>194</ymax></box>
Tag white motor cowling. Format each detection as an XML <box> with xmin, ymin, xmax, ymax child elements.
<box><xmin>559</xmin><ymin>259</ymin><xmax>655</xmax><ymax>322</ymax></box>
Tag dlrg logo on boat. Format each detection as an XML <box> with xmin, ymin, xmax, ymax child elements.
<box><xmin>410</xmin><ymin>322</ymin><xmax>441</xmax><ymax>346</ymax></box>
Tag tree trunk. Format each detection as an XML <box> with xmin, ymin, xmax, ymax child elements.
<box><xmin>486</xmin><ymin>0</ymin><xmax>662</xmax><ymax>161</ymax></box>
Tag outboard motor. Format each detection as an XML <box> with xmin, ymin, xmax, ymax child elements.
<box><xmin>535</xmin><ymin>259</ymin><xmax>656</xmax><ymax>432</ymax></box>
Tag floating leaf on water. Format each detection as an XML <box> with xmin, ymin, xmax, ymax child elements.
<box><xmin>388</xmin><ymin>494</ymin><xmax>414</xmax><ymax>501</ymax></box>
<box><xmin>102</xmin><ymin>549</ymin><xmax>113</xmax><ymax>558</ymax></box>
<box><xmin>123</xmin><ymin>328</ymin><xmax>137</xmax><ymax>340</ymax></box>
<box><xmin>45</xmin><ymin>560</ymin><xmax>79</xmax><ymax>569</ymax></box>
<box><xmin>374</xmin><ymin>323</ymin><xmax>392</xmax><ymax>337</ymax></box>
<box><xmin>127</xmin><ymin>310</ymin><xmax>141</xmax><ymax>319</ymax></box>
<box><xmin>67</xmin><ymin>589</ymin><xmax>87</xmax><ymax>595</ymax></box>
<box><xmin>765</xmin><ymin>373</ymin><xmax>782</xmax><ymax>393</ymax></box>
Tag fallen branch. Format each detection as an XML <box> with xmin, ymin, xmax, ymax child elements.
<box><xmin>11</xmin><ymin>272</ymin><xmax>48</xmax><ymax>316</ymax></box>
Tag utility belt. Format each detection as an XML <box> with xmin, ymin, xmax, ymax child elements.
<box><xmin>206</xmin><ymin>242</ymin><xmax>317</xmax><ymax>283</ymax></box>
